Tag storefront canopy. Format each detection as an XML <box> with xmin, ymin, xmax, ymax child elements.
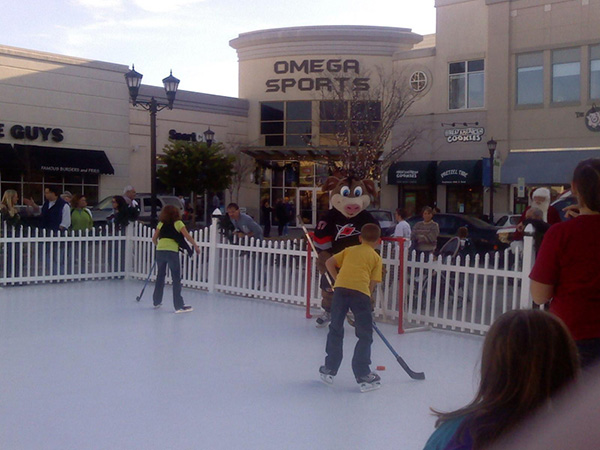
<box><xmin>500</xmin><ymin>150</ymin><xmax>600</xmax><ymax>185</ymax></box>
<box><xmin>3</xmin><ymin>144</ymin><xmax>114</xmax><ymax>175</ymax></box>
<box><xmin>436</xmin><ymin>159</ymin><xmax>482</xmax><ymax>185</ymax></box>
<box><xmin>387</xmin><ymin>161</ymin><xmax>436</xmax><ymax>185</ymax></box>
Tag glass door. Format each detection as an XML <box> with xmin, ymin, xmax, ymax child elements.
<box><xmin>298</xmin><ymin>188</ymin><xmax>315</xmax><ymax>227</ymax></box>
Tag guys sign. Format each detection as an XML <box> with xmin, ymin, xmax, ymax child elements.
<box><xmin>265</xmin><ymin>59</ymin><xmax>370</xmax><ymax>93</ymax></box>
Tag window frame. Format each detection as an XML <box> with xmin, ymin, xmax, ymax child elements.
<box><xmin>516</xmin><ymin>52</ymin><xmax>544</xmax><ymax>106</ymax></box>
<box><xmin>551</xmin><ymin>47</ymin><xmax>581</xmax><ymax>104</ymax></box>
<box><xmin>260</xmin><ymin>101</ymin><xmax>312</xmax><ymax>147</ymax></box>
<box><xmin>448</xmin><ymin>59</ymin><xmax>485</xmax><ymax>110</ymax></box>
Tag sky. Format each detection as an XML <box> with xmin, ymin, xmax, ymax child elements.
<box><xmin>0</xmin><ymin>0</ymin><xmax>436</xmax><ymax>98</ymax></box>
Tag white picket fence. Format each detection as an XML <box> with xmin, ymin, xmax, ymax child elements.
<box><xmin>0</xmin><ymin>220</ymin><xmax>535</xmax><ymax>335</ymax></box>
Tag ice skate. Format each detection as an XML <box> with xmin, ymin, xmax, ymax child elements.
<box><xmin>357</xmin><ymin>373</ymin><xmax>381</xmax><ymax>392</ymax></box>
<box><xmin>174</xmin><ymin>305</ymin><xmax>193</xmax><ymax>314</ymax></box>
<box><xmin>315</xmin><ymin>311</ymin><xmax>331</xmax><ymax>328</ymax></box>
<box><xmin>319</xmin><ymin>366</ymin><xmax>336</xmax><ymax>385</ymax></box>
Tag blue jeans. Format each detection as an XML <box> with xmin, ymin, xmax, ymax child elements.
<box><xmin>153</xmin><ymin>250</ymin><xmax>184</xmax><ymax>310</ymax></box>
<box><xmin>325</xmin><ymin>287</ymin><xmax>373</xmax><ymax>378</ymax></box>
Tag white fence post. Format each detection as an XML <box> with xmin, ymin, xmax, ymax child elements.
<box><xmin>207</xmin><ymin>216</ymin><xmax>219</xmax><ymax>293</ymax></box>
<box><xmin>519</xmin><ymin>236</ymin><xmax>535</xmax><ymax>309</ymax></box>
<box><xmin>124</xmin><ymin>223</ymin><xmax>134</xmax><ymax>279</ymax></box>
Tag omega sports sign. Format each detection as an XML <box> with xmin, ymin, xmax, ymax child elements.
<box><xmin>265</xmin><ymin>59</ymin><xmax>370</xmax><ymax>93</ymax></box>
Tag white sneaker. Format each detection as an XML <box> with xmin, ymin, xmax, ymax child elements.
<box><xmin>315</xmin><ymin>311</ymin><xmax>331</xmax><ymax>328</ymax></box>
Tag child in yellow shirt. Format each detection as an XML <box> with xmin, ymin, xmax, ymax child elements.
<box><xmin>320</xmin><ymin>223</ymin><xmax>383</xmax><ymax>392</ymax></box>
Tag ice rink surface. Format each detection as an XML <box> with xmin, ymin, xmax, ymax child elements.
<box><xmin>0</xmin><ymin>280</ymin><xmax>484</xmax><ymax>450</ymax></box>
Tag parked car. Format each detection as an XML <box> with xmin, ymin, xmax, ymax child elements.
<box><xmin>91</xmin><ymin>194</ymin><xmax>184</xmax><ymax>225</ymax></box>
<box><xmin>367</xmin><ymin>209</ymin><xmax>395</xmax><ymax>237</ymax></box>
<box><xmin>406</xmin><ymin>213</ymin><xmax>507</xmax><ymax>254</ymax></box>
<box><xmin>495</xmin><ymin>214</ymin><xmax>521</xmax><ymax>228</ymax></box>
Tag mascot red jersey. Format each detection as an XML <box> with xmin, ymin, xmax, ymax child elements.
<box><xmin>312</xmin><ymin>175</ymin><xmax>380</xmax><ymax>327</ymax></box>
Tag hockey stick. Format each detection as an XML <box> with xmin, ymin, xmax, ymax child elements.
<box><xmin>372</xmin><ymin>321</ymin><xmax>425</xmax><ymax>380</ymax></box>
<box><xmin>136</xmin><ymin>260</ymin><xmax>157</xmax><ymax>302</ymax></box>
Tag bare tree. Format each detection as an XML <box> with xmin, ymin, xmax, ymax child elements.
<box><xmin>223</xmin><ymin>139</ymin><xmax>256</xmax><ymax>204</ymax></box>
<box><xmin>308</xmin><ymin>66</ymin><xmax>422</xmax><ymax>180</ymax></box>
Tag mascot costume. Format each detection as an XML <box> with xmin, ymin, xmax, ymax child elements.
<box><xmin>312</xmin><ymin>175</ymin><xmax>380</xmax><ymax>327</ymax></box>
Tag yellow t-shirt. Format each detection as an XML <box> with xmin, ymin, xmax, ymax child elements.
<box><xmin>156</xmin><ymin>220</ymin><xmax>185</xmax><ymax>252</ymax></box>
<box><xmin>333</xmin><ymin>243</ymin><xmax>383</xmax><ymax>297</ymax></box>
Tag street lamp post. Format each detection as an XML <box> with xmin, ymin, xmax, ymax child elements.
<box><xmin>487</xmin><ymin>138</ymin><xmax>497</xmax><ymax>224</ymax></box>
<box><xmin>124</xmin><ymin>65</ymin><xmax>180</xmax><ymax>227</ymax></box>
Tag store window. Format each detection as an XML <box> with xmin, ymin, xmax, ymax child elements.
<box><xmin>449</xmin><ymin>59</ymin><xmax>484</xmax><ymax>110</ymax></box>
<box><xmin>517</xmin><ymin>52</ymin><xmax>544</xmax><ymax>105</ymax></box>
<box><xmin>591</xmin><ymin>44</ymin><xmax>600</xmax><ymax>100</ymax></box>
<box><xmin>0</xmin><ymin>170</ymin><xmax>100</xmax><ymax>205</ymax></box>
<box><xmin>552</xmin><ymin>48</ymin><xmax>580</xmax><ymax>103</ymax></box>
<box><xmin>260</xmin><ymin>101</ymin><xmax>311</xmax><ymax>147</ymax></box>
<box><xmin>446</xmin><ymin>185</ymin><xmax>483</xmax><ymax>216</ymax></box>
<box><xmin>319</xmin><ymin>100</ymin><xmax>381</xmax><ymax>146</ymax></box>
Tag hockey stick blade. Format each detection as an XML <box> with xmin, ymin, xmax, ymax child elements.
<box><xmin>373</xmin><ymin>322</ymin><xmax>425</xmax><ymax>380</ymax></box>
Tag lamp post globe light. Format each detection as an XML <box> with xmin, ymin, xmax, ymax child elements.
<box><xmin>125</xmin><ymin>65</ymin><xmax>180</xmax><ymax>227</ymax></box>
<box><xmin>486</xmin><ymin>138</ymin><xmax>497</xmax><ymax>224</ymax></box>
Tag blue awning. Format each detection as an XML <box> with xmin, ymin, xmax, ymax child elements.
<box><xmin>500</xmin><ymin>150</ymin><xmax>600</xmax><ymax>184</ymax></box>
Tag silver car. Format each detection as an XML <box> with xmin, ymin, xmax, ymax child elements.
<box><xmin>91</xmin><ymin>194</ymin><xmax>184</xmax><ymax>225</ymax></box>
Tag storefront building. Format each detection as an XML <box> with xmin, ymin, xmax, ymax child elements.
<box><xmin>0</xmin><ymin>45</ymin><xmax>248</xmax><ymax>218</ymax></box>
<box><xmin>2</xmin><ymin>0</ymin><xmax>599</xmax><ymax>227</ymax></box>
<box><xmin>389</xmin><ymin>0</ymin><xmax>600</xmax><ymax>219</ymax></box>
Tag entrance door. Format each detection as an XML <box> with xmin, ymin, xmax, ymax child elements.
<box><xmin>298</xmin><ymin>188</ymin><xmax>315</xmax><ymax>227</ymax></box>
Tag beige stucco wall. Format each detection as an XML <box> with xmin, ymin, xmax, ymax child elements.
<box><xmin>0</xmin><ymin>45</ymin><xmax>131</xmax><ymax>199</ymax></box>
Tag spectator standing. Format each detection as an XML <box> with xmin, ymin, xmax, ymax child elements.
<box><xmin>522</xmin><ymin>206</ymin><xmax>551</xmax><ymax>253</ymax></box>
<box><xmin>122</xmin><ymin>185</ymin><xmax>139</xmax><ymax>210</ymax></box>
<box><xmin>261</xmin><ymin>199</ymin><xmax>273</xmax><ymax>238</ymax></box>
<box><xmin>275</xmin><ymin>198</ymin><xmax>288</xmax><ymax>237</ymax></box>
<box><xmin>1</xmin><ymin>189</ymin><xmax>22</xmax><ymax>278</ymax></box>
<box><xmin>530</xmin><ymin>158</ymin><xmax>600</xmax><ymax>369</ymax></box>
<box><xmin>410</xmin><ymin>206</ymin><xmax>439</xmax><ymax>257</ymax></box>
<box><xmin>70</xmin><ymin>194</ymin><xmax>93</xmax><ymax>232</ymax></box>
<box><xmin>27</xmin><ymin>186</ymin><xmax>71</xmax><ymax>276</ymax></box>
<box><xmin>424</xmin><ymin>309</ymin><xmax>579</xmax><ymax>450</ymax></box>
<box><xmin>28</xmin><ymin>186</ymin><xmax>71</xmax><ymax>231</ymax></box>
<box><xmin>284</xmin><ymin>197</ymin><xmax>294</xmax><ymax>234</ymax></box>
<box><xmin>393</xmin><ymin>208</ymin><xmax>411</xmax><ymax>248</ymax></box>
<box><xmin>226</xmin><ymin>203</ymin><xmax>263</xmax><ymax>240</ymax></box>
<box><xmin>152</xmin><ymin>204</ymin><xmax>200</xmax><ymax>313</ymax></box>
<box><xmin>61</xmin><ymin>191</ymin><xmax>73</xmax><ymax>204</ymax></box>
<box><xmin>1</xmin><ymin>189</ymin><xmax>21</xmax><ymax>227</ymax></box>
<box><xmin>108</xmin><ymin>195</ymin><xmax>132</xmax><ymax>229</ymax></box>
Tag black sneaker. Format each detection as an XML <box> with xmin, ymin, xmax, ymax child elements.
<box><xmin>175</xmin><ymin>305</ymin><xmax>193</xmax><ymax>314</ymax></box>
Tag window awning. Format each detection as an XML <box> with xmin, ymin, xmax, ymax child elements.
<box><xmin>436</xmin><ymin>159</ymin><xmax>482</xmax><ymax>185</ymax></box>
<box><xmin>500</xmin><ymin>150</ymin><xmax>600</xmax><ymax>184</ymax></box>
<box><xmin>387</xmin><ymin>161</ymin><xmax>436</xmax><ymax>185</ymax></box>
<box><xmin>4</xmin><ymin>144</ymin><xmax>115</xmax><ymax>175</ymax></box>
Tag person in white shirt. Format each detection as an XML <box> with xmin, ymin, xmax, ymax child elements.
<box><xmin>123</xmin><ymin>185</ymin><xmax>139</xmax><ymax>209</ymax></box>
<box><xmin>393</xmin><ymin>208</ymin><xmax>411</xmax><ymax>249</ymax></box>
